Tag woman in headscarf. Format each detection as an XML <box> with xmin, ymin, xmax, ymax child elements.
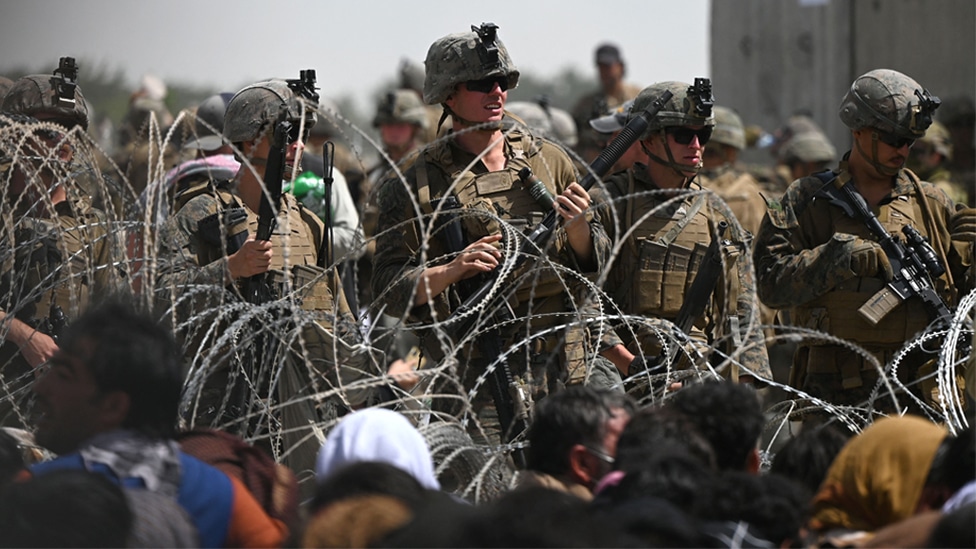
<box><xmin>806</xmin><ymin>415</ymin><xmax>947</xmax><ymax>547</ymax></box>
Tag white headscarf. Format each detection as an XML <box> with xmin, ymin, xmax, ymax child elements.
<box><xmin>315</xmin><ymin>409</ymin><xmax>440</xmax><ymax>490</ymax></box>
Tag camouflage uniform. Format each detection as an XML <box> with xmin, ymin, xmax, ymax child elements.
<box><xmin>155</xmin><ymin>78</ymin><xmax>377</xmax><ymax>488</ymax></box>
<box><xmin>371</xmin><ymin>24</ymin><xmax>616</xmax><ymax>441</ymax></box>
<box><xmin>753</xmin><ymin>69</ymin><xmax>974</xmax><ymax>409</ymax></box>
<box><xmin>591</xmin><ymin>168</ymin><xmax>772</xmax><ymax>382</ymax></box>
<box><xmin>0</xmin><ymin>116</ymin><xmax>126</xmax><ymax>427</ymax></box>
<box><xmin>371</xmin><ymin>123</ymin><xmax>616</xmax><ymax>417</ymax></box>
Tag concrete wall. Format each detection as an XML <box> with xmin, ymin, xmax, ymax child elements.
<box><xmin>710</xmin><ymin>0</ymin><xmax>975</xmax><ymax>164</ymax></box>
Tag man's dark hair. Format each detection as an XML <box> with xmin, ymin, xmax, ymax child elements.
<box><xmin>0</xmin><ymin>469</ymin><xmax>133</xmax><ymax>547</ymax></box>
<box><xmin>526</xmin><ymin>386</ymin><xmax>636</xmax><ymax>476</ymax></box>
<box><xmin>665</xmin><ymin>380</ymin><xmax>764</xmax><ymax>471</ymax></box>
<box><xmin>693</xmin><ymin>470</ymin><xmax>811</xmax><ymax>547</ymax></box>
<box><xmin>770</xmin><ymin>423</ymin><xmax>851</xmax><ymax>494</ymax></box>
<box><xmin>614</xmin><ymin>405</ymin><xmax>717</xmax><ymax>472</ymax></box>
<box><xmin>59</xmin><ymin>299</ymin><xmax>183</xmax><ymax>439</ymax></box>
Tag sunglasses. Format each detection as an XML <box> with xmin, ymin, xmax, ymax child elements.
<box><xmin>666</xmin><ymin>126</ymin><xmax>712</xmax><ymax>146</ymax></box>
<box><xmin>287</xmin><ymin>123</ymin><xmax>311</xmax><ymax>144</ymax></box>
<box><xmin>465</xmin><ymin>76</ymin><xmax>510</xmax><ymax>94</ymax></box>
<box><xmin>875</xmin><ymin>130</ymin><xmax>915</xmax><ymax>149</ymax></box>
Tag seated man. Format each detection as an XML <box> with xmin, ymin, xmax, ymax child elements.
<box><xmin>27</xmin><ymin>300</ymin><xmax>287</xmax><ymax>548</ymax></box>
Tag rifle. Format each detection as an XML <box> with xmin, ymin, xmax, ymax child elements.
<box><xmin>440</xmin><ymin>90</ymin><xmax>674</xmax><ymax>459</ymax></box>
<box><xmin>817</xmin><ymin>174</ymin><xmax>953</xmax><ymax>326</ymax></box>
<box><xmin>243</xmin><ymin>113</ymin><xmax>292</xmax><ymax>304</ymax></box>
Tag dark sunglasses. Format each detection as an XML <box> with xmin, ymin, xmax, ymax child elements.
<box><xmin>875</xmin><ymin>130</ymin><xmax>915</xmax><ymax>149</ymax></box>
<box><xmin>465</xmin><ymin>76</ymin><xmax>509</xmax><ymax>94</ymax></box>
<box><xmin>287</xmin><ymin>123</ymin><xmax>311</xmax><ymax>144</ymax></box>
<box><xmin>666</xmin><ymin>126</ymin><xmax>712</xmax><ymax>145</ymax></box>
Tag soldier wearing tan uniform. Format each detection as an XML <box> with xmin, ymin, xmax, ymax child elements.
<box><xmin>0</xmin><ymin>71</ymin><xmax>127</xmax><ymax>428</ymax></box>
<box><xmin>372</xmin><ymin>24</ymin><xmax>630</xmax><ymax>445</ymax></box>
<box><xmin>590</xmin><ymin>81</ymin><xmax>771</xmax><ymax>390</ymax></box>
<box><xmin>571</xmin><ymin>43</ymin><xmax>642</xmax><ymax>164</ymax></box>
<box><xmin>156</xmin><ymin>77</ymin><xmax>398</xmax><ymax>490</ymax></box>
<box><xmin>700</xmin><ymin>106</ymin><xmax>767</xmax><ymax>238</ymax></box>
<box><xmin>753</xmin><ymin>69</ymin><xmax>975</xmax><ymax>410</ymax></box>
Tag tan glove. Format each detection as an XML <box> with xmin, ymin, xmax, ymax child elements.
<box><xmin>950</xmin><ymin>207</ymin><xmax>976</xmax><ymax>242</ymax></box>
<box><xmin>849</xmin><ymin>238</ymin><xmax>893</xmax><ymax>280</ymax></box>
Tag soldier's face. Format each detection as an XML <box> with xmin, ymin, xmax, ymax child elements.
<box><xmin>647</xmin><ymin>125</ymin><xmax>707</xmax><ymax>176</ymax></box>
<box><xmin>248</xmin><ymin>130</ymin><xmax>305</xmax><ymax>180</ymax></box>
<box><xmin>854</xmin><ymin>128</ymin><xmax>910</xmax><ymax>171</ymax></box>
<box><xmin>446</xmin><ymin>79</ymin><xmax>508</xmax><ymax>125</ymax></box>
<box><xmin>380</xmin><ymin>123</ymin><xmax>416</xmax><ymax>149</ymax></box>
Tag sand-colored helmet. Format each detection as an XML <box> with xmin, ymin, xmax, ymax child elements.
<box><xmin>711</xmin><ymin>105</ymin><xmax>746</xmax><ymax>150</ymax></box>
<box><xmin>628</xmin><ymin>79</ymin><xmax>715</xmax><ymax>138</ymax></box>
<box><xmin>223</xmin><ymin>79</ymin><xmax>314</xmax><ymax>143</ymax></box>
<box><xmin>2</xmin><ymin>72</ymin><xmax>88</xmax><ymax>131</ymax></box>
<box><xmin>839</xmin><ymin>68</ymin><xmax>940</xmax><ymax>138</ymax></box>
<box><xmin>779</xmin><ymin>131</ymin><xmax>837</xmax><ymax>164</ymax></box>
<box><xmin>918</xmin><ymin>120</ymin><xmax>953</xmax><ymax>159</ymax></box>
<box><xmin>373</xmin><ymin>89</ymin><xmax>429</xmax><ymax>129</ymax></box>
<box><xmin>423</xmin><ymin>22</ymin><xmax>520</xmax><ymax>105</ymax></box>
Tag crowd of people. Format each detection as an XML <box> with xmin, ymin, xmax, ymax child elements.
<box><xmin>0</xmin><ymin>20</ymin><xmax>974</xmax><ymax>548</ymax></box>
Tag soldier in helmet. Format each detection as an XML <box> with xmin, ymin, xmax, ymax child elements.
<box><xmin>587</xmin><ymin>99</ymin><xmax>646</xmax><ymax>174</ymax></box>
<box><xmin>699</xmin><ymin>105</ymin><xmax>767</xmax><ymax>238</ymax></box>
<box><xmin>779</xmin><ymin>130</ymin><xmax>837</xmax><ymax>184</ymax></box>
<box><xmin>156</xmin><ymin>76</ymin><xmax>407</xmax><ymax>490</ymax></box>
<box><xmin>753</xmin><ymin>69</ymin><xmax>975</xmax><ymax>412</ymax></box>
<box><xmin>372</xmin><ymin>23</ymin><xmax>629</xmax><ymax>446</ymax></box>
<box><xmin>0</xmin><ymin>113</ymin><xmax>127</xmax><ymax>428</ymax></box>
<box><xmin>908</xmin><ymin>121</ymin><xmax>968</xmax><ymax>205</ymax></box>
<box><xmin>589</xmin><ymin>81</ymin><xmax>771</xmax><ymax>392</ymax></box>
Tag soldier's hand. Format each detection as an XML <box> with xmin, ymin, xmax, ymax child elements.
<box><xmin>950</xmin><ymin>206</ymin><xmax>976</xmax><ymax>242</ymax></box>
<box><xmin>449</xmin><ymin>234</ymin><xmax>502</xmax><ymax>281</ymax></box>
<box><xmin>228</xmin><ymin>235</ymin><xmax>274</xmax><ymax>279</ymax></box>
<box><xmin>21</xmin><ymin>330</ymin><xmax>58</xmax><ymax>373</ymax></box>
<box><xmin>555</xmin><ymin>182</ymin><xmax>590</xmax><ymax>225</ymax></box>
<box><xmin>849</xmin><ymin>238</ymin><xmax>893</xmax><ymax>280</ymax></box>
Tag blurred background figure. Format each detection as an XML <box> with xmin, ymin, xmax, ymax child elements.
<box><xmin>587</xmin><ymin>99</ymin><xmax>645</xmax><ymax>173</ymax></box>
<box><xmin>936</xmin><ymin>95</ymin><xmax>975</xmax><ymax>206</ymax></box>
<box><xmin>571</xmin><ymin>43</ymin><xmax>642</xmax><ymax>163</ymax></box>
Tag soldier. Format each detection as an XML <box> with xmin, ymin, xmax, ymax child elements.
<box><xmin>0</xmin><ymin>114</ymin><xmax>126</xmax><ymax>427</ymax></box>
<box><xmin>587</xmin><ymin>99</ymin><xmax>646</xmax><ymax>173</ymax></box>
<box><xmin>3</xmin><ymin>58</ymin><xmax>135</xmax><ymax>220</ymax></box>
<box><xmin>372</xmin><ymin>23</ymin><xmax>629</xmax><ymax>446</ymax></box>
<box><xmin>399</xmin><ymin>57</ymin><xmax>446</xmax><ymax>145</ymax></box>
<box><xmin>156</xmin><ymin>77</ymin><xmax>404</xmax><ymax>490</ymax></box>
<box><xmin>937</xmin><ymin>96</ymin><xmax>975</xmax><ymax>207</ymax></box>
<box><xmin>699</xmin><ymin>105</ymin><xmax>767</xmax><ymax>238</ymax></box>
<box><xmin>589</xmin><ymin>81</ymin><xmax>772</xmax><ymax>391</ymax></box>
<box><xmin>753</xmin><ymin>69</ymin><xmax>975</xmax><ymax>411</ymax></box>
<box><xmin>908</xmin><ymin>121</ymin><xmax>968</xmax><ymax>205</ymax></box>
<box><xmin>778</xmin><ymin>130</ymin><xmax>837</xmax><ymax>185</ymax></box>
<box><xmin>571</xmin><ymin>43</ymin><xmax>642</xmax><ymax>164</ymax></box>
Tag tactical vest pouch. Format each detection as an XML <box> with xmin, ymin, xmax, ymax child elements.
<box><xmin>636</xmin><ymin>239</ymin><xmax>668</xmax><ymax>312</ymax></box>
<box><xmin>199</xmin><ymin>207</ymin><xmax>249</xmax><ymax>254</ymax></box>
<box><xmin>662</xmin><ymin>243</ymin><xmax>694</xmax><ymax>315</ymax></box>
<box><xmin>804</xmin><ymin>288</ymin><xmax>930</xmax><ymax>346</ymax></box>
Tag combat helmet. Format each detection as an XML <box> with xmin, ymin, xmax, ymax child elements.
<box><xmin>423</xmin><ymin>22</ymin><xmax>520</xmax><ymax>105</ymax></box>
<box><xmin>839</xmin><ymin>69</ymin><xmax>940</xmax><ymax>139</ymax></box>
<box><xmin>223</xmin><ymin>71</ymin><xmax>319</xmax><ymax>144</ymax></box>
<box><xmin>373</xmin><ymin>89</ymin><xmax>429</xmax><ymax>130</ymax></box>
<box><xmin>711</xmin><ymin>106</ymin><xmax>746</xmax><ymax>150</ymax></box>
<box><xmin>2</xmin><ymin>57</ymin><xmax>88</xmax><ymax>130</ymax></box>
<box><xmin>629</xmin><ymin>78</ymin><xmax>715</xmax><ymax>139</ymax></box>
<box><xmin>779</xmin><ymin>131</ymin><xmax>837</xmax><ymax>164</ymax></box>
<box><xmin>918</xmin><ymin>120</ymin><xmax>953</xmax><ymax>159</ymax></box>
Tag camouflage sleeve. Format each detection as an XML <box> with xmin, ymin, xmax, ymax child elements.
<box><xmin>155</xmin><ymin>195</ymin><xmax>231</xmax><ymax>292</ymax></box>
<box><xmin>752</xmin><ymin>179</ymin><xmax>861</xmax><ymax>309</ymax></box>
<box><xmin>728</xmin><ymin>237</ymin><xmax>772</xmax><ymax>380</ymax></box>
<box><xmin>370</xmin><ymin>175</ymin><xmax>430</xmax><ymax>320</ymax></box>
<box><xmin>921</xmin><ymin>182</ymin><xmax>975</xmax><ymax>297</ymax></box>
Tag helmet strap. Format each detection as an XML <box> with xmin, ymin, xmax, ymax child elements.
<box><xmin>642</xmin><ymin>130</ymin><xmax>701</xmax><ymax>183</ymax></box>
<box><xmin>442</xmin><ymin>105</ymin><xmax>502</xmax><ymax>132</ymax></box>
<box><xmin>854</xmin><ymin>131</ymin><xmax>900</xmax><ymax>177</ymax></box>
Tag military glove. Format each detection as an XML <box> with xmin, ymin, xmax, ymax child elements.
<box><xmin>849</xmin><ymin>238</ymin><xmax>893</xmax><ymax>280</ymax></box>
<box><xmin>950</xmin><ymin>207</ymin><xmax>976</xmax><ymax>242</ymax></box>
